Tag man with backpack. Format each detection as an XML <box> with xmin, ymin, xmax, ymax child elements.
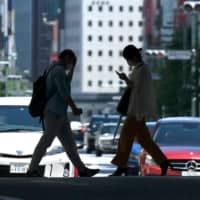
<box><xmin>27</xmin><ymin>49</ymin><xmax>99</xmax><ymax>177</ymax></box>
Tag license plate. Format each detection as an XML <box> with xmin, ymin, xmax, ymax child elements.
<box><xmin>182</xmin><ymin>170</ymin><xmax>200</xmax><ymax>176</ymax></box>
<box><xmin>10</xmin><ymin>163</ymin><xmax>29</xmax><ymax>174</ymax></box>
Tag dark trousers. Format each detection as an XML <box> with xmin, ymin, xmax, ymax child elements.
<box><xmin>111</xmin><ymin>115</ymin><xmax>166</xmax><ymax>168</ymax></box>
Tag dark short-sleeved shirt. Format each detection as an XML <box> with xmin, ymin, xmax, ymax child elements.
<box><xmin>44</xmin><ymin>62</ymin><xmax>71</xmax><ymax>116</ymax></box>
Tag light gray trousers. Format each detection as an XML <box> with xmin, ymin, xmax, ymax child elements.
<box><xmin>29</xmin><ymin>111</ymin><xmax>85</xmax><ymax>172</ymax></box>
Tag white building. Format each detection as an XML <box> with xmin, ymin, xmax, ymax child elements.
<box><xmin>63</xmin><ymin>0</ymin><xmax>144</xmax><ymax>94</ymax></box>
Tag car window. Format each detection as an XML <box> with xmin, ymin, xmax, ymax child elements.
<box><xmin>153</xmin><ymin>123</ymin><xmax>200</xmax><ymax>146</ymax></box>
<box><xmin>101</xmin><ymin>125</ymin><xmax>122</xmax><ymax>135</ymax></box>
<box><xmin>0</xmin><ymin>106</ymin><xmax>42</xmax><ymax>132</ymax></box>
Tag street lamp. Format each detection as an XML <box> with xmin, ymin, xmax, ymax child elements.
<box><xmin>183</xmin><ymin>1</ymin><xmax>200</xmax><ymax>116</ymax></box>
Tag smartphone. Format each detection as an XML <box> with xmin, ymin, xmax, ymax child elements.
<box><xmin>115</xmin><ymin>70</ymin><xmax>120</xmax><ymax>75</ymax></box>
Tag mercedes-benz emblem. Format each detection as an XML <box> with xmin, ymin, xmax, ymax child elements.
<box><xmin>186</xmin><ymin>160</ymin><xmax>198</xmax><ymax>170</ymax></box>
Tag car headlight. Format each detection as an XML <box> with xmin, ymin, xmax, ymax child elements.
<box><xmin>144</xmin><ymin>155</ymin><xmax>159</xmax><ymax>166</ymax></box>
<box><xmin>46</xmin><ymin>146</ymin><xmax>64</xmax><ymax>156</ymax></box>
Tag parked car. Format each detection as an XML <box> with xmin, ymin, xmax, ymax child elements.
<box><xmin>139</xmin><ymin>117</ymin><xmax>200</xmax><ymax>176</ymax></box>
<box><xmin>0</xmin><ymin>97</ymin><xmax>75</xmax><ymax>177</ymax></box>
<box><xmin>85</xmin><ymin>114</ymin><xmax>124</xmax><ymax>153</ymax></box>
<box><xmin>95</xmin><ymin>122</ymin><xmax>123</xmax><ymax>156</ymax></box>
<box><xmin>128</xmin><ymin>121</ymin><xmax>156</xmax><ymax>175</ymax></box>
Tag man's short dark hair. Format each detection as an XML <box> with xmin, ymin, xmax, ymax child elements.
<box><xmin>58</xmin><ymin>49</ymin><xmax>77</xmax><ymax>64</ymax></box>
<box><xmin>122</xmin><ymin>45</ymin><xmax>142</xmax><ymax>60</ymax></box>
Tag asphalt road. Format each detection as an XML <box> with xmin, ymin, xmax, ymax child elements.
<box><xmin>0</xmin><ymin>176</ymin><xmax>199</xmax><ymax>200</ymax></box>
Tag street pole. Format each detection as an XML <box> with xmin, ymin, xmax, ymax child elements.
<box><xmin>191</xmin><ymin>12</ymin><xmax>199</xmax><ymax>116</ymax></box>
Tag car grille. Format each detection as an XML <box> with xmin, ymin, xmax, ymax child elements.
<box><xmin>170</xmin><ymin>160</ymin><xmax>200</xmax><ymax>171</ymax></box>
<box><xmin>0</xmin><ymin>165</ymin><xmax>45</xmax><ymax>177</ymax></box>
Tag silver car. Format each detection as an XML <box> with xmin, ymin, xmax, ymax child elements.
<box><xmin>95</xmin><ymin>122</ymin><xmax>123</xmax><ymax>156</ymax></box>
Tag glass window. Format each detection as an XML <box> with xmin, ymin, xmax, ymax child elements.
<box><xmin>98</xmin><ymin>50</ymin><xmax>103</xmax><ymax>56</ymax></box>
<box><xmin>108</xmin><ymin>50</ymin><xmax>113</xmax><ymax>56</ymax></box>
<box><xmin>88</xmin><ymin>35</ymin><xmax>92</xmax><ymax>41</ymax></box>
<box><xmin>88</xmin><ymin>20</ymin><xmax>92</xmax><ymax>26</ymax></box>
<box><xmin>88</xmin><ymin>80</ymin><xmax>92</xmax><ymax>86</ymax></box>
<box><xmin>129</xmin><ymin>6</ymin><xmax>133</xmax><ymax>12</ymax></box>
<box><xmin>109</xmin><ymin>6</ymin><xmax>113</xmax><ymax>12</ymax></box>
<box><xmin>98</xmin><ymin>65</ymin><xmax>103</xmax><ymax>71</ymax></box>
<box><xmin>0</xmin><ymin>106</ymin><xmax>42</xmax><ymax>131</ymax></box>
<box><xmin>88</xmin><ymin>50</ymin><xmax>92</xmax><ymax>56</ymax></box>
<box><xmin>88</xmin><ymin>6</ymin><xmax>92</xmax><ymax>11</ymax></box>
<box><xmin>98</xmin><ymin>35</ymin><xmax>103</xmax><ymax>41</ymax></box>
<box><xmin>88</xmin><ymin>65</ymin><xmax>92</xmax><ymax>71</ymax></box>
<box><xmin>108</xmin><ymin>35</ymin><xmax>113</xmax><ymax>42</ymax></box>
<box><xmin>119</xmin><ymin>6</ymin><xmax>123</xmax><ymax>12</ymax></box>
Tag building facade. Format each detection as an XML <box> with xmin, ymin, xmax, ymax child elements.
<box><xmin>63</xmin><ymin>0</ymin><xmax>144</xmax><ymax>95</ymax></box>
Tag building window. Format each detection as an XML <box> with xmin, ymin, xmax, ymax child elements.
<box><xmin>119</xmin><ymin>6</ymin><xmax>123</xmax><ymax>12</ymax></box>
<box><xmin>139</xmin><ymin>21</ymin><xmax>143</xmax><ymax>26</ymax></box>
<box><xmin>88</xmin><ymin>35</ymin><xmax>92</xmax><ymax>41</ymax></box>
<box><xmin>88</xmin><ymin>6</ymin><xmax>93</xmax><ymax>11</ymax></box>
<box><xmin>98</xmin><ymin>50</ymin><xmax>103</xmax><ymax>56</ymax></box>
<box><xmin>109</xmin><ymin>6</ymin><xmax>113</xmax><ymax>11</ymax></box>
<box><xmin>119</xmin><ymin>21</ymin><xmax>123</xmax><ymax>27</ymax></box>
<box><xmin>108</xmin><ymin>50</ymin><xmax>113</xmax><ymax>56</ymax></box>
<box><xmin>119</xmin><ymin>65</ymin><xmax>123</xmax><ymax>71</ymax></box>
<box><xmin>119</xmin><ymin>80</ymin><xmax>123</xmax><ymax>85</ymax></box>
<box><xmin>108</xmin><ymin>80</ymin><xmax>113</xmax><ymax>85</ymax></box>
<box><xmin>88</xmin><ymin>80</ymin><xmax>92</xmax><ymax>86</ymax></box>
<box><xmin>108</xmin><ymin>35</ymin><xmax>113</xmax><ymax>42</ymax></box>
<box><xmin>129</xmin><ymin>36</ymin><xmax>133</xmax><ymax>42</ymax></box>
<box><xmin>88</xmin><ymin>20</ymin><xmax>92</xmax><ymax>27</ymax></box>
<box><xmin>108</xmin><ymin>20</ymin><xmax>113</xmax><ymax>27</ymax></box>
<box><xmin>129</xmin><ymin>6</ymin><xmax>133</xmax><ymax>12</ymax></box>
<box><xmin>108</xmin><ymin>65</ymin><xmax>113</xmax><ymax>71</ymax></box>
<box><xmin>119</xmin><ymin>51</ymin><xmax>123</xmax><ymax>56</ymax></box>
<box><xmin>139</xmin><ymin>36</ymin><xmax>143</xmax><ymax>41</ymax></box>
<box><xmin>98</xmin><ymin>35</ymin><xmax>103</xmax><ymax>41</ymax></box>
<box><xmin>98</xmin><ymin>6</ymin><xmax>103</xmax><ymax>11</ymax></box>
<box><xmin>98</xmin><ymin>21</ymin><xmax>103</xmax><ymax>27</ymax></box>
<box><xmin>98</xmin><ymin>80</ymin><xmax>102</xmax><ymax>87</ymax></box>
<box><xmin>88</xmin><ymin>65</ymin><xmax>92</xmax><ymax>71</ymax></box>
<box><xmin>139</xmin><ymin>6</ymin><xmax>143</xmax><ymax>12</ymax></box>
<box><xmin>129</xmin><ymin>21</ymin><xmax>133</xmax><ymax>27</ymax></box>
<box><xmin>88</xmin><ymin>50</ymin><xmax>92</xmax><ymax>56</ymax></box>
<box><xmin>98</xmin><ymin>65</ymin><xmax>103</xmax><ymax>71</ymax></box>
<box><xmin>119</xmin><ymin>36</ymin><xmax>123</xmax><ymax>42</ymax></box>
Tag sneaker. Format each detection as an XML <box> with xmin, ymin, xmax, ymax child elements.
<box><xmin>78</xmin><ymin>167</ymin><xmax>99</xmax><ymax>177</ymax></box>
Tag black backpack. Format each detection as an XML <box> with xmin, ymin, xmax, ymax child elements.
<box><xmin>28</xmin><ymin>67</ymin><xmax>54</xmax><ymax>119</ymax></box>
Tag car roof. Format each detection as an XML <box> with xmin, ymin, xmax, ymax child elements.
<box><xmin>157</xmin><ymin>117</ymin><xmax>200</xmax><ymax>123</ymax></box>
<box><xmin>0</xmin><ymin>96</ymin><xmax>31</xmax><ymax>106</ymax></box>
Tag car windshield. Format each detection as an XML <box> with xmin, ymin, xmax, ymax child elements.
<box><xmin>89</xmin><ymin>115</ymin><xmax>120</xmax><ymax>132</ymax></box>
<box><xmin>101</xmin><ymin>125</ymin><xmax>122</xmax><ymax>135</ymax></box>
<box><xmin>0</xmin><ymin>106</ymin><xmax>42</xmax><ymax>132</ymax></box>
<box><xmin>153</xmin><ymin>123</ymin><xmax>200</xmax><ymax>146</ymax></box>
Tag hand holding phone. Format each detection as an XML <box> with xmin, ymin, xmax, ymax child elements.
<box><xmin>115</xmin><ymin>70</ymin><xmax>127</xmax><ymax>80</ymax></box>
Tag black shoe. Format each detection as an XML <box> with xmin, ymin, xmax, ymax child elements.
<box><xmin>110</xmin><ymin>167</ymin><xmax>128</xmax><ymax>176</ymax></box>
<box><xmin>79</xmin><ymin>167</ymin><xmax>99</xmax><ymax>177</ymax></box>
<box><xmin>26</xmin><ymin>170</ymin><xmax>43</xmax><ymax>177</ymax></box>
<box><xmin>160</xmin><ymin>160</ymin><xmax>173</xmax><ymax>176</ymax></box>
